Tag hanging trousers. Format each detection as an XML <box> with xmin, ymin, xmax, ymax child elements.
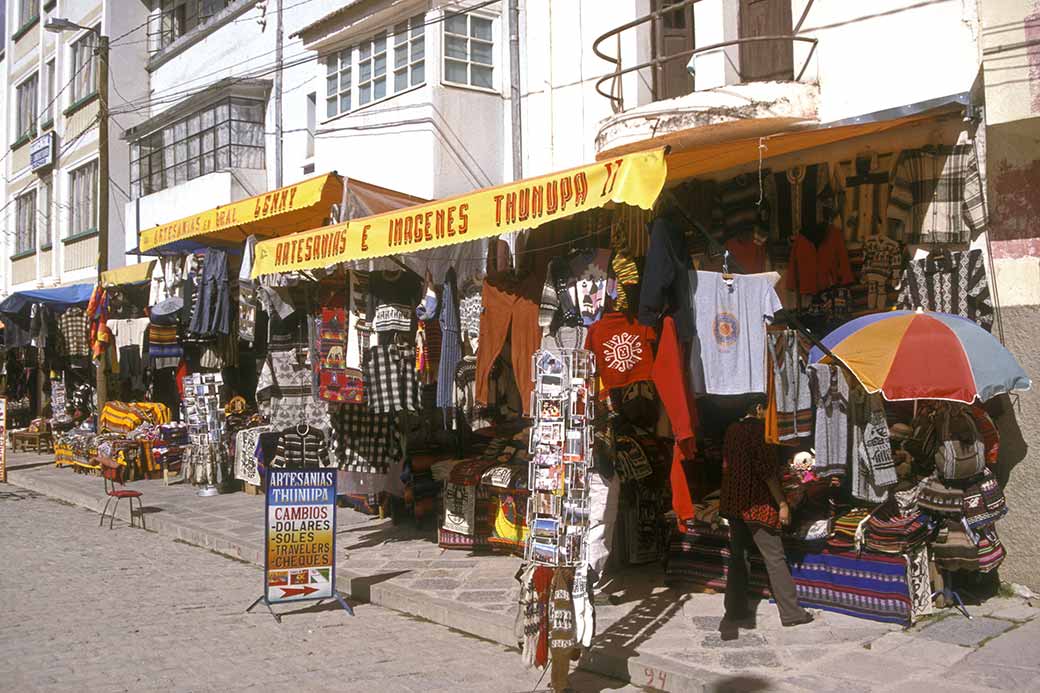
<box><xmin>475</xmin><ymin>278</ymin><xmax>541</xmax><ymax>416</ymax></box>
<box><xmin>725</xmin><ymin>518</ymin><xmax>807</xmax><ymax>623</ymax></box>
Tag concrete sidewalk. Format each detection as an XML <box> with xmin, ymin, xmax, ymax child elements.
<box><xmin>7</xmin><ymin>451</ymin><xmax>1040</xmax><ymax>692</ymax></box>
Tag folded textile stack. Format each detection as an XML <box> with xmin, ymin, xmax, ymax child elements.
<box><xmin>863</xmin><ymin>503</ymin><xmax>932</xmax><ymax>554</ymax></box>
<box><xmin>665</xmin><ymin>520</ymin><xmax>770</xmax><ymax>596</ymax></box>
<box><xmin>790</xmin><ymin>550</ymin><xmax>914</xmax><ymax>625</ymax></box>
<box><xmin>54</xmin><ymin>427</ymin><xmax>99</xmax><ymax>469</ymax></box>
<box><xmin>148</xmin><ymin>323</ymin><xmax>182</xmax><ymax>369</ymax></box>
<box><xmin>828</xmin><ymin>508</ymin><xmax>871</xmax><ymax>551</ymax></box>
<box><xmin>159</xmin><ymin>422</ymin><xmax>190</xmax><ymax>445</ymax></box>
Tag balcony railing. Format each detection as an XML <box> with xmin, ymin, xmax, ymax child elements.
<box><xmin>592</xmin><ymin>0</ymin><xmax>819</xmax><ymax>114</ymax></box>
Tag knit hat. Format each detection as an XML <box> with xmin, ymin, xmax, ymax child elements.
<box><xmin>889</xmin><ymin>423</ymin><xmax>912</xmax><ymax>441</ymax></box>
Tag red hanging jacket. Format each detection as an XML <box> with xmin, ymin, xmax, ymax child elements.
<box><xmin>652</xmin><ymin>316</ymin><xmax>699</xmax><ymax>521</ymax></box>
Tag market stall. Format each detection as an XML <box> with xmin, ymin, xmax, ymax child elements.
<box><xmin>121</xmin><ymin>173</ymin><xmax>426</xmax><ymax>497</ymax></box>
<box><xmin>0</xmin><ymin>283</ymin><xmax>95</xmax><ymax>434</ymax></box>
<box><xmin>62</xmin><ymin>96</ymin><xmax>1025</xmax><ymax>687</ymax></box>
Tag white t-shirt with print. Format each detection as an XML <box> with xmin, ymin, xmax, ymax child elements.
<box><xmin>687</xmin><ymin>270</ymin><xmax>782</xmax><ymax>396</ymax></box>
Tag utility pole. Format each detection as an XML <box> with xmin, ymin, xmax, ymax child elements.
<box><xmin>47</xmin><ymin>18</ymin><xmax>111</xmax><ymax>412</ymax></box>
<box><xmin>274</xmin><ymin>0</ymin><xmax>284</xmax><ymax>188</ymax></box>
<box><xmin>96</xmin><ymin>32</ymin><xmax>110</xmax><ymax>412</ymax></box>
<box><xmin>508</xmin><ymin>0</ymin><xmax>522</xmax><ymax>182</ymax></box>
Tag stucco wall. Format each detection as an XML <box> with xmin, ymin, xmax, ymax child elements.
<box><xmin>520</xmin><ymin>0</ymin><xmax>648</xmax><ymax>176</ymax></box>
<box><xmin>979</xmin><ymin>0</ymin><xmax>1040</xmax><ymax>590</ymax></box>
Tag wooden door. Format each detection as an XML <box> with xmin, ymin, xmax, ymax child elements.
<box><xmin>738</xmin><ymin>0</ymin><xmax>794</xmax><ymax>82</ymax></box>
<box><xmin>654</xmin><ymin>0</ymin><xmax>695</xmax><ymax>100</ymax></box>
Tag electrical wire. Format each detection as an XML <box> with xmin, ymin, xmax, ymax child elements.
<box><xmin>0</xmin><ymin>114</ymin><xmax>101</xmax><ymax>231</ymax></box>
<box><xmin>0</xmin><ymin>60</ymin><xmax>92</xmax><ymax>182</ymax></box>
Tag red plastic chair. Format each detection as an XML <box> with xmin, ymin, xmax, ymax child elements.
<box><xmin>98</xmin><ymin>455</ymin><xmax>145</xmax><ymax>530</ymax></box>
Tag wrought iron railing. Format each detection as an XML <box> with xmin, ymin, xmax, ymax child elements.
<box><xmin>592</xmin><ymin>0</ymin><xmax>819</xmax><ymax>114</ymax></box>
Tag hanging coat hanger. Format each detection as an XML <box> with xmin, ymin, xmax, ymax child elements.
<box><xmin>721</xmin><ymin>249</ymin><xmax>734</xmax><ymax>282</ymax></box>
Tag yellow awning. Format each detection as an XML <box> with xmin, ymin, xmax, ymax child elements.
<box><xmin>664</xmin><ymin>108</ymin><xmax>955</xmax><ymax>182</ymax></box>
<box><xmin>100</xmin><ymin>260</ymin><xmax>156</xmax><ymax>287</ymax></box>
<box><xmin>251</xmin><ymin>148</ymin><xmax>668</xmax><ymax>278</ymax></box>
<box><xmin>138</xmin><ymin>173</ymin><xmax>344</xmax><ymax>253</ymax></box>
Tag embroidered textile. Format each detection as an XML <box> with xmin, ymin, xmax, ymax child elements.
<box><xmin>810</xmin><ymin>363</ymin><xmax>849</xmax><ymax>477</ymax></box>
<box><xmin>896</xmin><ymin>249</ymin><xmax>994</xmax><ymax>331</ymax></box>
<box><xmin>850</xmin><ymin>388</ymin><xmax>896</xmax><ymax>502</ymax></box>
<box><xmin>234</xmin><ymin>425</ymin><xmax>271</xmax><ymax>485</ymax></box>
<box><xmin>437</xmin><ymin>269</ymin><xmax>463</xmax><ymax>417</ymax></box>
<box><xmin>835</xmin><ymin>152</ymin><xmax>899</xmax><ymax>242</ymax></box>
<box><xmin>274</xmin><ymin>425</ymin><xmax>331</xmax><ymax>468</ymax></box>
<box><xmin>901</xmin><ymin>546</ymin><xmax>933</xmax><ymax>623</ymax></box>
<box><xmin>766</xmin><ymin>329</ymin><xmax>813</xmax><ymax>441</ymax></box>
<box><xmin>257</xmin><ymin>347</ymin><xmax>336</xmax><ymax>447</ymax></box>
<box><xmin>790</xmin><ymin>550</ymin><xmax>913</xmax><ymax>625</ymax></box>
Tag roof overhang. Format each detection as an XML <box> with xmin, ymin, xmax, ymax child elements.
<box><xmin>121</xmin><ymin>78</ymin><xmax>272</xmax><ymax>142</ymax></box>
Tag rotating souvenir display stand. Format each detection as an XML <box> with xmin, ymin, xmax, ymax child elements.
<box><xmin>525</xmin><ymin>349</ymin><xmax>596</xmax><ymax>567</ymax></box>
<box><xmin>181</xmin><ymin>372</ymin><xmax>226</xmax><ymax>496</ymax></box>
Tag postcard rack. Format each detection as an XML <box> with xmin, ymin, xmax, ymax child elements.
<box><xmin>525</xmin><ymin>348</ymin><xmax>596</xmax><ymax>567</ymax></box>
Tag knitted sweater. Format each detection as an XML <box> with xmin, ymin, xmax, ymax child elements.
<box><xmin>274</xmin><ymin>426</ymin><xmax>330</xmax><ymax>469</ymax></box>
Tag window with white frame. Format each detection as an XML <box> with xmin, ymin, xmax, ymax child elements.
<box><xmin>40</xmin><ymin>178</ymin><xmax>53</xmax><ymax>248</ymax></box>
<box><xmin>156</xmin><ymin>0</ymin><xmax>233</xmax><ymax>51</ymax></box>
<box><xmin>18</xmin><ymin>0</ymin><xmax>39</xmax><ymax>29</ymax></box>
<box><xmin>393</xmin><ymin>15</ymin><xmax>425</xmax><ymax>93</ymax></box>
<box><xmin>42</xmin><ymin>60</ymin><xmax>56</xmax><ymax>125</ymax></box>
<box><xmin>325</xmin><ymin>47</ymin><xmax>352</xmax><ymax>118</ymax></box>
<box><xmin>306</xmin><ymin>92</ymin><xmax>316</xmax><ymax>158</ymax></box>
<box><xmin>357</xmin><ymin>31</ymin><xmax>388</xmax><ymax>106</ymax></box>
<box><xmin>14</xmin><ymin>190</ymin><xmax>36</xmax><ymax>256</ymax></box>
<box><xmin>70</xmin><ymin>28</ymin><xmax>100</xmax><ymax>104</ymax></box>
<box><xmin>15</xmin><ymin>74</ymin><xmax>39</xmax><ymax>140</ymax></box>
<box><xmin>69</xmin><ymin>160</ymin><xmax>99</xmax><ymax>238</ymax></box>
<box><xmin>443</xmin><ymin>12</ymin><xmax>493</xmax><ymax>89</ymax></box>
<box><xmin>130</xmin><ymin>97</ymin><xmax>265</xmax><ymax>198</ymax></box>
<box><xmin>323</xmin><ymin>13</ymin><xmax>426</xmax><ymax>118</ymax></box>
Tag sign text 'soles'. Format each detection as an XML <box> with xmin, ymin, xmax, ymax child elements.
<box><xmin>263</xmin><ymin>468</ymin><xmax>337</xmax><ymax>603</ymax></box>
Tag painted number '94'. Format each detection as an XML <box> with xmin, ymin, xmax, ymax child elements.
<box><xmin>644</xmin><ymin>666</ymin><xmax>667</xmax><ymax>689</ymax></box>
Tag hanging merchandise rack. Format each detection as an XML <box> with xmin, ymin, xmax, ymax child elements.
<box><xmin>525</xmin><ymin>349</ymin><xmax>597</xmax><ymax>567</ymax></box>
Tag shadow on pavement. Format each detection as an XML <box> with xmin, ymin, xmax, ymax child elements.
<box><xmin>274</xmin><ymin>598</ymin><xmax>361</xmax><ymax>619</ymax></box>
<box><xmin>705</xmin><ymin>674</ymin><xmax>773</xmax><ymax>692</ymax></box>
<box><xmin>582</xmin><ymin>590</ymin><xmax>685</xmax><ymax>690</ymax></box>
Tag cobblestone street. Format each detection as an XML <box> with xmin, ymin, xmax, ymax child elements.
<box><xmin>0</xmin><ymin>488</ymin><xmax>635</xmax><ymax>693</ymax></box>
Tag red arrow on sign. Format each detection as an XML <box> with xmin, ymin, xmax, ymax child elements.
<box><xmin>280</xmin><ymin>585</ymin><xmax>319</xmax><ymax>598</ymax></box>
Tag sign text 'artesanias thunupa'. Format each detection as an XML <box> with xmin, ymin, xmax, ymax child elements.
<box><xmin>251</xmin><ymin>148</ymin><xmax>667</xmax><ymax>278</ymax></box>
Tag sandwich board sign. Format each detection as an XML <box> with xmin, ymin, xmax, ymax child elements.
<box><xmin>247</xmin><ymin>468</ymin><xmax>353</xmax><ymax>621</ymax></box>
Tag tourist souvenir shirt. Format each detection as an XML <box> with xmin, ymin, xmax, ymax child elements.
<box><xmin>584</xmin><ymin>312</ymin><xmax>656</xmax><ymax>392</ymax></box>
<box><xmin>687</xmin><ymin>271</ymin><xmax>782</xmax><ymax>396</ymax></box>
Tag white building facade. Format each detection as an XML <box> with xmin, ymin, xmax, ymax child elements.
<box><xmin>3</xmin><ymin>0</ymin><xmax>149</xmax><ymax>295</ymax></box>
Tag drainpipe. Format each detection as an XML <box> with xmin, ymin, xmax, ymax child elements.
<box><xmin>274</xmin><ymin>0</ymin><xmax>284</xmax><ymax>188</ymax></box>
<box><xmin>509</xmin><ymin>0</ymin><xmax>522</xmax><ymax>182</ymax></box>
